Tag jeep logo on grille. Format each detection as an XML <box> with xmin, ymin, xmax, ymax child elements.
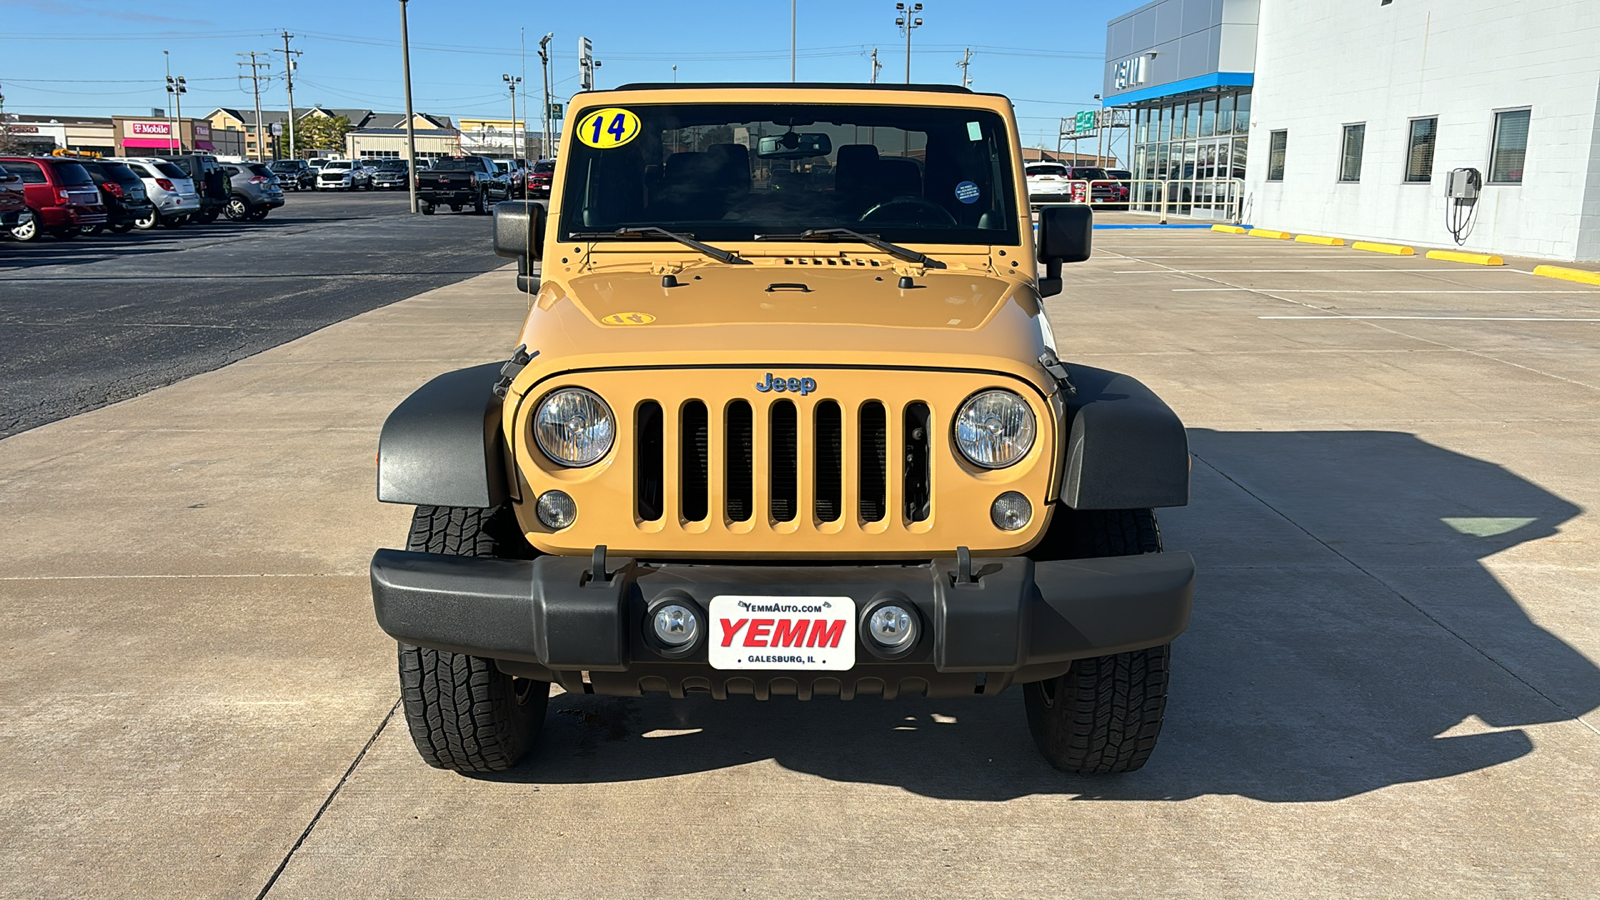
<box><xmin>755</xmin><ymin>373</ymin><xmax>817</xmax><ymax>396</ymax></box>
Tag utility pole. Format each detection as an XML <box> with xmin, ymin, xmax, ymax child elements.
<box><xmin>399</xmin><ymin>0</ymin><xmax>418</xmax><ymax>213</ymax></box>
<box><xmin>236</xmin><ymin>52</ymin><xmax>270</xmax><ymax>162</ymax></box>
<box><xmin>520</xmin><ymin>28</ymin><xmax>528</xmax><ymax>160</ymax></box>
<box><xmin>870</xmin><ymin>47</ymin><xmax>881</xmax><ymax>83</ymax></box>
<box><xmin>895</xmin><ymin>3</ymin><xmax>923</xmax><ymax>84</ymax></box>
<box><xmin>503</xmin><ymin>75</ymin><xmax>522</xmax><ymax>158</ymax></box>
<box><xmin>956</xmin><ymin>46</ymin><xmax>972</xmax><ymax>89</ymax></box>
<box><xmin>538</xmin><ymin>33</ymin><xmax>553</xmax><ymax>159</ymax></box>
<box><xmin>163</xmin><ymin>50</ymin><xmax>174</xmax><ymax>153</ymax></box>
<box><xmin>277</xmin><ymin>32</ymin><xmax>301</xmax><ymax>159</ymax></box>
<box><xmin>790</xmin><ymin>0</ymin><xmax>796</xmax><ymax>82</ymax></box>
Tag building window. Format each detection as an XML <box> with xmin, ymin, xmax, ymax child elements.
<box><xmin>1267</xmin><ymin>130</ymin><xmax>1287</xmax><ymax>181</ymax></box>
<box><xmin>1216</xmin><ymin>93</ymin><xmax>1234</xmax><ymax>135</ymax></box>
<box><xmin>1489</xmin><ymin>108</ymin><xmax>1530</xmax><ymax>184</ymax></box>
<box><xmin>1233</xmin><ymin>90</ymin><xmax>1251</xmax><ymax>134</ymax></box>
<box><xmin>1339</xmin><ymin>123</ymin><xmax>1365</xmax><ymax>182</ymax></box>
<box><xmin>1405</xmin><ymin>117</ymin><xmax>1436</xmax><ymax>183</ymax></box>
<box><xmin>1199</xmin><ymin>97</ymin><xmax>1215</xmax><ymax>137</ymax></box>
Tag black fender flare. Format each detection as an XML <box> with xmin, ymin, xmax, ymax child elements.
<box><xmin>377</xmin><ymin>363</ymin><xmax>509</xmax><ymax>509</ymax></box>
<box><xmin>1058</xmin><ymin>364</ymin><xmax>1190</xmax><ymax>510</ymax></box>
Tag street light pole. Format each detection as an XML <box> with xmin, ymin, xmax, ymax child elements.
<box><xmin>503</xmin><ymin>74</ymin><xmax>522</xmax><ymax>159</ymax></box>
<box><xmin>790</xmin><ymin>0</ymin><xmax>796</xmax><ymax>82</ymax></box>
<box><xmin>399</xmin><ymin>0</ymin><xmax>418</xmax><ymax>214</ymax></box>
<box><xmin>895</xmin><ymin>3</ymin><xmax>923</xmax><ymax>84</ymax></box>
<box><xmin>163</xmin><ymin>50</ymin><xmax>174</xmax><ymax>153</ymax></box>
<box><xmin>167</xmin><ymin>74</ymin><xmax>186</xmax><ymax>152</ymax></box>
<box><xmin>538</xmin><ymin>33</ymin><xmax>553</xmax><ymax>160</ymax></box>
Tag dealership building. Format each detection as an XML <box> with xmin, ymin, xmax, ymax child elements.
<box><xmin>1104</xmin><ymin>0</ymin><xmax>1600</xmax><ymax>261</ymax></box>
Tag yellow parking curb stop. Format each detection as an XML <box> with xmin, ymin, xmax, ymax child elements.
<box><xmin>1294</xmin><ymin>234</ymin><xmax>1346</xmax><ymax>246</ymax></box>
<box><xmin>1531</xmin><ymin>265</ymin><xmax>1600</xmax><ymax>286</ymax></box>
<box><xmin>1248</xmin><ymin>229</ymin><xmax>1292</xmax><ymax>240</ymax></box>
<box><xmin>1352</xmin><ymin>241</ymin><xmax>1415</xmax><ymax>256</ymax></box>
<box><xmin>1211</xmin><ymin>224</ymin><xmax>1247</xmax><ymax>234</ymax></box>
<box><xmin>1425</xmin><ymin>250</ymin><xmax>1504</xmax><ymax>266</ymax></box>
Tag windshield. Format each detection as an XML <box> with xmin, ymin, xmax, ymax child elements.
<box><xmin>1070</xmin><ymin>168</ymin><xmax>1110</xmax><ymax>180</ymax></box>
<box><xmin>1028</xmin><ymin>165</ymin><xmax>1068</xmax><ymax>177</ymax></box>
<box><xmin>557</xmin><ymin>102</ymin><xmax>1019</xmax><ymax>246</ymax></box>
<box><xmin>534</xmin><ymin>160</ymin><xmax>555</xmax><ymax>173</ymax></box>
<box><xmin>325</xmin><ymin>162</ymin><xmax>352</xmax><ymax>171</ymax></box>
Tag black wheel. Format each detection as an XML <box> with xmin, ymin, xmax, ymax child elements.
<box><xmin>450</xmin><ymin>203</ymin><xmax>462</xmax><ymax>212</ymax></box>
<box><xmin>1022</xmin><ymin>508</ymin><xmax>1171</xmax><ymax>774</ymax></box>
<box><xmin>109</xmin><ymin>222</ymin><xmax>135</xmax><ymax>234</ymax></box>
<box><xmin>248</xmin><ymin>208</ymin><xmax>269</xmax><ymax>221</ymax></box>
<box><xmin>472</xmin><ymin>190</ymin><xmax>487</xmax><ymax>215</ymax></box>
<box><xmin>420</xmin><ymin>202</ymin><xmax>435</xmax><ymax>215</ymax></box>
<box><xmin>49</xmin><ymin>227</ymin><xmax>77</xmax><ymax>240</ymax></box>
<box><xmin>224</xmin><ymin>196</ymin><xmax>251</xmax><ymax>221</ymax></box>
<box><xmin>397</xmin><ymin>505</ymin><xmax>548</xmax><ymax>773</ymax></box>
<box><xmin>160</xmin><ymin>215</ymin><xmax>186</xmax><ymax>229</ymax></box>
<box><xmin>79</xmin><ymin>224</ymin><xmax>105</xmax><ymax>237</ymax></box>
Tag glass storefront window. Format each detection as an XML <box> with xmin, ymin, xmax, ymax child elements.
<box><xmin>1185</xmin><ymin>102</ymin><xmax>1198</xmax><ymax>138</ymax></box>
<box><xmin>1136</xmin><ymin>108</ymin><xmax>1148</xmax><ymax>143</ymax></box>
<box><xmin>1232</xmin><ymin>137</ymin><xmax>1248</xmax><ymax>180</ymax></box>
<box><xmin>1158</xmin><ymin>105</ymin><xmax>1171</xmax><ymax>142</ymax></box>
<box><xmin>1217</xmin><ymin>94</ymin><xmax>1234</xmax><ymax>136</ymax></box>
<box><xmin>1234</xmin><ymin>91</ymin><xmax>1251</xmax><ymax>134</ymax></box>
<box><xmin>1156</xmin><ymin>142</ymin><xmax>1169</xmax><ymax>181</ymax></box>
<box><xmin>1200</xmin><ymin>98</ymin><xmax>1215</xmax><ymax>137</ymax></box>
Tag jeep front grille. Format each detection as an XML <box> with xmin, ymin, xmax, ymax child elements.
<box><xmin>634</xmin><ymin>396</ymin><xmax>919</xmax><ymax>527</ymax></box>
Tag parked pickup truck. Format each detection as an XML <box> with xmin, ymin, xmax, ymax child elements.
<box><xmin>416</xmin><ymin>155</ymin><xmax>510</xmax><ymax>215</ymax></box>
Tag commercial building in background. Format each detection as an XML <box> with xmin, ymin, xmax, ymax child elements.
<box><xmin>1104</xmin><ymin>0</ymin><xmax>1600</xmax><ymax>261</ymax></box>
<box><xmin>457</xmin><ymin>118</ymin><xmax>553</xmax><ymax>160</ymax></box>
<box><xmin>206</xmin><ymin>106</ymin><xmax>457</xmax><ymax>162</ymax></box>
<box><xmin>1</xmin><ymin>114</ymin><xmax>116</xmax><ymax>156</ymax></box>
<box><xmin>1102</xmin><ymin>0</ymin><xmax>1258</xmax><ymax>220</ymax></box>
<box><xmin>111</xmin><ymin>116</ymin><xmax>237</xmax><ymax>157</ymax></box>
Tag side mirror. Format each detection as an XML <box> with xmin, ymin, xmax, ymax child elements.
<box><xmin>493</xmin><ymin>200</ymin><xmax>546</xmax><ymax>294</ymax></box>
<box><xmin>0</xmin><ymin>173</ymin><xmax>18</xmax><ymax>185</ymax></box>
<box><xmin>1036</xmin><ymin>204</ymin><xmax>1093</xmax><ymax>298</ymax></box>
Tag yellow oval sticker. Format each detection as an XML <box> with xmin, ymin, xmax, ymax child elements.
<box><xmin>601</xmin><ymin>312</ymin><xmax>657</xmax><ymax>325</ymax></box>
<box><xmin>576</xmin><ymin>107</ymin><xmax>642</xmax><ymax>149</ymax></box>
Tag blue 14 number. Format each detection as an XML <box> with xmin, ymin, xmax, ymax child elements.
<box><xmin>590</xmin><ymin>112</ymin><xmax>629</xmax><ymax>144</ymax></box>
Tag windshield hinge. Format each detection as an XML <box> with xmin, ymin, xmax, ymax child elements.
<box><xmin>493</xmin><ymin>344</ymin><xmax>539</xmax><ymax>399</ymax></box>
<box><xmin>1039</xmin><ymin>349</ymin><xmax>1075</xmax><ymax>397</ymax></box>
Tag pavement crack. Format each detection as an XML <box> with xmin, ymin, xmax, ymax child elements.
<box><xmin>255</xmin><ymin>698</ymin><xmax>400</xmax><ymax>899</ymax></box>
<box><xmin>1190</xmin><ymin>450</ymin><xmax>1600</xmax><ymax>741</ymax></box>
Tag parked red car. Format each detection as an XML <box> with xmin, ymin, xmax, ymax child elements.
<box><xmin>0</xmin><ymin>163</ymin><xmax>31</xmax><ymax>234</ymax></box>
<box><xmin>525</xmin><ymin>158</ymin><xmax>555</xmax><ymax>198</ymax></box>
<box><xmin>0</xmin><ymin>156</ymin><xmax>108</xmax><ymax>241</ymax></box>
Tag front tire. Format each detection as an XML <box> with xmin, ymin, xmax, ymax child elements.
<box><xmin>224</xmin><ymin>196</ymin><xmax>251</xmax><ymax>221</ymax></box>
<box><xmin>472</xmin><ymin>190</ymin><xmax>487</xmax><ymax>215</ymax></box>
<box><xmin>397</xmin><ymin>505</ymin><xmax>548</xmax><ymax>773</ymax></box>
<box><xmin>1022</xmin><ymin>508</ymin><xmax>1171</xmax><ymax>774</ymax></box>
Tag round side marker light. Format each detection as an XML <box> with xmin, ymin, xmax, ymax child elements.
<box><xmin>991</xmin><ymin>492</ymin><xmax>1032</xmax><ymax>531</ymax></box>
<box><xmin>536</xmin><ymin>491</ymin><xmax>577</xmax><ymax>530</ymax></box>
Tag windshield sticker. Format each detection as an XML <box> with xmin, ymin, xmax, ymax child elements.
<box><xmin>576</xmin><ymin>107</ymin><xmax>642</xmax><ymax>149</ymax></box>
<box><xmin>967</xmin><ymin>121</ymin><xmax>982</xmax><ymax>141</ymax></box>
<box><xmin>601</xmin><ymin>312</ymin><xmax>656</xmax><ymax>325</ymax></box>
<box><xmin>954</xmin><ymin>181</ymin><xmax>981</xmax><ymax>204</ymax></box>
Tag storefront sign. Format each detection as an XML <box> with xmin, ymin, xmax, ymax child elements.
<box><xmin>126</xmin><ymin>120</ymin><xmax>172</xmax><ymax>136</ymax></box>
<box><xmin>1113</xmin><ymin>55</ymin><xmax>1148</xmax><ymax>90</ymax></box>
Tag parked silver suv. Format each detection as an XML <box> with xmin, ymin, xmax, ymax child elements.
<box><xmin>220</xmin><ymin>162</ymin><xmax>286</xmax><ymax>220</ymax></box>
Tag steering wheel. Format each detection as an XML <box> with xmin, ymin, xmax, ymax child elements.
<box><xmin>859</xmin><ymin>196</ymin><xmax>959</xmax><ymax>228</ymax></box>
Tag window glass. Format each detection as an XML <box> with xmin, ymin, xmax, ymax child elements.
<box><xmin>1231</xmin><ymin>137</ymin><xmax>1248</xmax><ymax>180</ymax></box>
<box><xmin>556</xmin><ymin>102</ymin><xmax>1019</xmax><ymax>246</ymax></box>
<box><xmin>1156</xmin><ymin>142</ymin><xmax>1170</xmax><ymax>180</ymax></box>
<box><xmin>7</xmin><ymin>161</ymin><xmax>46</xmax><ymax>183</ymax></box>
<box><xmin>1233</xmin><ymin>91</ymin><xmax>1251</xmax><ymax>134</ymax></box>
<box><xmin>1489</xmin><ymin>109</ymin><xmax>1529</xmax><ymax>184</ymax></box>
<box><xmin>1405</xmin><ymin>117</ymin><xmax>1437</xmax><ymax>183</ymax></box>
<box><xmin>1181</xmin><ymin>102</ymin><xmax>1194</xmax><ymax>138</ymax></box>
<box><xmin>1182</xmin><ymin>142</ymin><xmax>1196</xmax><ymax>180</ymax></box>
<box><xmin>154</xmin><ymin>162</ymin><xmax>187</xmax><ymax>178</ymax></box>
<box><xmin>1199</xmin><ymin>98</ymin><xmax>1215</xmax><ymax>137</ymax></box>
<box><xmin>1267</xmin><ymin>130</ymin><xmax>1287</xmax><ymax>181</ymax></box>
<box><xmin>1216</xmin><ymin>94</ymin><xmax>1235</xmax><ymax>136</ymax></box>
<box><xmin>1136</xmin><ymin>108</ymin><xmax>1148</xmax><ymax>143</ymax></box>
<box><xmin>1157</xmin><ymin>105</ymin><xmax>1170</xmax><ymax>142</ymax></box>
<box><xmin>1339</xmin><ymin>124</ymin><xmax>1365</xmax><ymax>182</ymax></box>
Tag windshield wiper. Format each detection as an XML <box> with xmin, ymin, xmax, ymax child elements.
<box><xmin>568</xmin><ymin>226</ymin><xmax>747</xmax><ymax>264</ymax></box>
<box><xmin>755</xmin><ymin>228</ymin><xmax>945</xmax><ymax>269</ymax></box>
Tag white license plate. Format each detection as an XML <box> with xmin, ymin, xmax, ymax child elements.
<box><xmin>707</xmin><ymin>596</ymin><xmax>856</xmax><ymax>671</ymax></box>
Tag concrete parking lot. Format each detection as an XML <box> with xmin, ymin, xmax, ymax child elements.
<box><xmin>0</xmin><ymin>191</ymin><xmax>505</xmax><ymax>438</ymax></box>
<box><xmin>1</xmin><ymin>227</ymin><xmax>1597</xmax><ymax>897</ymax></box>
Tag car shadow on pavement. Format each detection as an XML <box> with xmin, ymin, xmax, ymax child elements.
<box><xmin>477</xmin><ymin>430</ymin><xmax>1597</xmax><ymax>802</ymax></box>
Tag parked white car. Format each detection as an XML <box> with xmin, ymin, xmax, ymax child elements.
<box><xmin>315</xmin><ymin>160</ymin><xmax>372</xmax><ymax>191</ymax></box>
<box><xmin>105</xmin><ymin>156</ymin><xmax>201</xmax><ymax>229</ymax></box>
<box><xmin>1025</xmin><ymin>162</ymin><xmax>1075</xmax><ymax>203</ymax></box>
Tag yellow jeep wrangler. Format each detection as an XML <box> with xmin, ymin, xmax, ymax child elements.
<box><xmin>371</xmin><ymin>83</ymin><xmax>1194</xmax><ymax>775</ymax></box>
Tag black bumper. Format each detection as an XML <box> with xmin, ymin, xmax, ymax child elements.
<box><xmin>371</xmin><ymin>550</ymin><xmax>1194</xmax><ymax>699</ymax></box>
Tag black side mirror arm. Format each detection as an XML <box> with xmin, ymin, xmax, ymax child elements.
<box><xmin>1038</xmin><ymin>259</ymin><xmax>1062</xmax><ymax>298</ymax></box>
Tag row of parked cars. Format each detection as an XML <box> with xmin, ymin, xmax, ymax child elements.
<box><xmin>266</xmin><ymin>156</ymin><xmax>556</xmax><ymax>202</ymax></box>
<box><xmin>0</xmin><ymin>152</ymin><xmax>286</xmax><ymax>241</ymax></box>
<box><xmin>1024</xmin><ymin>162</ymin><xmax>1134</xmax><ymax>208</ymax></box>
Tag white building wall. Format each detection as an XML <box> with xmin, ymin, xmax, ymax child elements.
<box><xmin>1244</xmin><ymin>0</ymin><xmax>1600</xmax><ymax>261</ymax></box>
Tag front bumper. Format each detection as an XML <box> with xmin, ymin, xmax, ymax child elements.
<box><xmin>371</xmin><ymin>549</ymin><xmax>1194</xmax><ymax>699</ymax></box>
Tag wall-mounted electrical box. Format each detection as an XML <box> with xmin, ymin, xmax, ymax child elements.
<box><xmin>1447</xmin><ymin>167</ymin><xmax>1481</xmax><ymax>200</ymax></box>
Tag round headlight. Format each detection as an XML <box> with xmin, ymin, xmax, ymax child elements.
<box><xmin>534</xmin><ymin>388</ymin><xmax>614</xmax><ymax>466</ymax></box>
<box><xmin>954</xmin><ymin>390</ymin><xmax>1036</xmax><ymax>468</ymax></box>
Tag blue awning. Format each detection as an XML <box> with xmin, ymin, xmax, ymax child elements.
<box><xmin>1108</xmin><ymin>72</ymin><xmax>1254</xmax><ymax>106</ymax></box>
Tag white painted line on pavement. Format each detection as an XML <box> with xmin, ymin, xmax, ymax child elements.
<box><xmin>1260</xmin><ymin>315</ymin><xmax>1600</xmax><ymax>321</ymax></box>
<box><xmin>1175</xmin><ymin>288</ymin><xmax>1599</xmax><ymax>294</ymax></box>
<box><xmin>1117</xmin><ymin>268</ymin><xmax>1523</xmax><ymax>274</ymax></box>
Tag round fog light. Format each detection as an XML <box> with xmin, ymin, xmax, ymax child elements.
<box><xmin>652</xmin><ymin>603</ymin><xmax>699</xmax><ymax>647</ymax></box>
<box><xmin>991</xmin><ymin>491</ymin><xmax>1032</xmax><ymax>531</ymax></box>
<box><xmin>867</xmin><ymin>604</ymin><xmax>917</xmax><ymax>651</ymax></box>
<box><xmin>535</xmin><ymin>490</ymin><xmax>577</xmax><ymax>530</ymax></box>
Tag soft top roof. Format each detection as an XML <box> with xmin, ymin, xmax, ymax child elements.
<box><xmin>613</xmin><ymin>81</ymin><xmax>976</xmax><ymax>94</ymax></box>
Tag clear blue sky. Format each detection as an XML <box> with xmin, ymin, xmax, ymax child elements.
<box><xmin>0</xmin><ymin>0</ymin><xmax>1129</xmax><ymax>149</ymax></box>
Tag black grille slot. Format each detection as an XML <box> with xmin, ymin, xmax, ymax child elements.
<box><xmin>903</xmin><ymin>402</ymin><xmax>931</xmax><ymax>523</ymax></box>
<box><xmin>636</xmin><ymin>401</ymin><xmax>663</xmax><ymax>521</ymax></box>
<box><xmin>814</xmin><ymin>401</ymin><xmax>842</xmax><ymax>522</ymax></box>
<box><xmin>859</xmin><ymin>402</ymin><xmax>887</xmax><ymax>522</ymax></box>
<box><xmin>726</xmin><ymin>400</ymin><xmax>753</xmax><ymax>522</ymax></box>
<box><xmin>770</xmin><ymin>400</ymin><xmax>798</xmax><ymax>522</ymax></box>
<box><xmin>681</xmin><ymin>401</ymin><xmax>709</xmax><ymax>522</ymax></box>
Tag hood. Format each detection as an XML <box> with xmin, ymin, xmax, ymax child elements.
<box><xmin>511</xmin><ymin>261</ymin><xmax>1054</xmax><ymax>396</ymax></box>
